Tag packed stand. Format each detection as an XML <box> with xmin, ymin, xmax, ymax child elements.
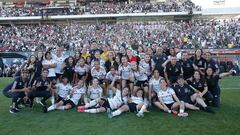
<box><xmin>86</xmin><ymin>0</ymin><xmax>201</xmax><ymax>14</ymax></box>
<box><xmin>0</xmin><ymin>0</ymin><xmax>201</xmax><ymax>17</ymax></box>
<box><xmin>0</xmin><ymin>19</ymin><xmax>240</xmax><ymax>52</ymax></box>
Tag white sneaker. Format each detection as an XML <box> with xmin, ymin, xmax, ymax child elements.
<box><xmin>177</xmin><ymin>112</ymin><xmax>188</xmax><ymax>117</ymax></box>
<box><xmin>36</xmin><ymin>98</ymin><xmax>44</xmax><ymax>106</ymax></box>
<box><xmin>136</xmin><ymin>112</ymin><xmax>144</xmax><ymax>117</ymax></box>
<box><xmin>107</xmin><ymin>108</ymin><xmax>113</xmax><ymax>118</ymax></box>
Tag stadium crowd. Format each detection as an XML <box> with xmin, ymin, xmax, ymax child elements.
<box><xmin>0</xmin><ymin>19</ymin><xmax>240</xmax><ymax>53</ymax></box>
<box><xmin>2</xmin><ymin>37</ymin><xmax>238</xmax><ymax>117</ymax></box>
<box><xmin>0</xmin><ymin>0</ymin><xmax>200</xmax><ymax>17</ymax></box>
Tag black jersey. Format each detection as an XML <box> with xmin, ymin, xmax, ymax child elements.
<box><xmin>173</xmin><ymin>84</ymin><xmax>194</xmax><ymax>102</ymax></box>
<box><xmin>179</xmin><ymin>59</ymin><xmax>194</xmax><ymax>79</ymax></box>
<box><xmin>206</xmin><ymin>59</ymin><xmax>219</xmax><ymax>73</ymax></box>
<box><xmin>192</xmin><ymin>57</ymin><xmax>207</xmax><ymax>69</ymax></box>
<box><xmin>34</xmin><ymin>77</ymin><xmax>51</xmax><ymax>91</ymax></box>
<box><xmin>153</xmin><ymin>53</ymin><xmax>168</xmax><ymax>76</ymax></box>
<box><xmin>187</xmin><ymin>79</ymin><xmax>207</xmax><ymax>92</ymax></box>
<box><xmin>206</xmin><ymin>75</ymin><xmax>221</xmax><ymax>93</ymax></box>
<box><xmin>63</xmin><ymin>65</ymin><xmax>75</xmax><ymax>82</ymax></box>
<box><xmin>35</xmin><ymin>59</ymin><xmax>43</xmax><ymax>77</ymax></box>
<box><xmin>165</xmin><ymin>62</ymin><xmax>182</xmax><ymax>83</ymax></box>
<box><xmin>14</xmin><ymin>77</ymin><xmax>29</xmax><ymax>90</ymax></box>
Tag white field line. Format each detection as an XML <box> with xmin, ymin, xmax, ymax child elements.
<box><xmin>222</xmin><ymin>88</ymin><xmax>240</xmax><ymax>90</ymax></box>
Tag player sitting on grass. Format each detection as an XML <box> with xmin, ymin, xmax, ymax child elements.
<box><xmin>77</xmin><ymin>77</ymin><xmax>128</xmax><ymax>114</ymax></box>
<box><xmin>107</xmin><ymin>88</ymin><xmax>148</xmax><ymax>118</ymax></box>
<box><xmin>186</xmin><ymin>71</ymin><xmax>214</xmax><ymax>113</ymax></box>
<box><xmin>173</xmin><ymin>75</ymin><xmax>200</xmax><ymax>111</ymax></box>
<box><xmin>45</xmin><ymin>80</ymin><xmax>86</xmax><ymax>112</ymax></box>
<box><xmin>154</xmin><ymin>78</ymin><xmax>188</xmax><ymax>117</ymax></box>
<box><xmin>83</xmin><ymin>78</ymin><xmax>103</xmax><ymax>107</ymax></box>
<box><xmin>55</xmin><ymin>77</ymin><xmax>73</xmax><ymax>103</ymax></box>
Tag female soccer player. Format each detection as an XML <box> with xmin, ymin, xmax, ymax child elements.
<box><xmin>118</xmin><ymin>55</ymin><xmax>133</xmax><ymax>92</ymax></box>
<box><xmin>42</xmin><ymin>51</ymin><xmax>57</xmax><ymax>81</ymax></box>
<box><xmin>131</xmin><ymin>61</ymin><xmax>150</xmax><ymax>102</ymax></box>
<box><xmin>106</xmin><ymin>66</ymin><xmax>121</xmax><ymax>96</ymax></box>
<box><xmin>62</xmin><ymin>56</ymin><xmax>75</xmax><ymax>84</ymax></box>
<box><xmin>154</xmin><ymin>78</ymin><xmax>188</xmax><ymax>117</ymax></box>
<box><xmin>74</xmin><ymin>57</ymin><xmax>90</xmax><ymax>83</ymax></box>
<box><xmin>107</xmin><ymin>88</ymin><xmax>148</xmax><ymax>118</ymax></box>
<box><xmin>84</xmin><ymin>78</ymin><xmax>103</xmax><ymax>106</ymax></box>
<box><xmin>139</xmin><ymin>54</ymin><xmax>155</xmax><ymax>79</ymax></box>
<box><xmin>46</xmin><ymin>80</ymin><xmax>86</xmax><ymax>112</ymax></box>
<box><xmin>26</xmin><ymin>55</ymin><xmax>36</xmax><ymax>86</ymax></box>
<box><xmin>149</xmin><ymin>69</ymin><xmax>163</xmax><ymax>102</ymax></box>
<box><xmin>55</xmin><ymin>77</ymin><xmax>73</xmax><ymax>102</ymax></box>
<box><xmin>77</xmin><ymin>77</ymin><xmax>129</xmax><ymax>114</ymax></box>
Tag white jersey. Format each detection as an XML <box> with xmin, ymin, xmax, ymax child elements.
<box><xmin>91</xmin><ymin>66</ymin><xmax>106</xmax><ymax>80</ymax></box>
<box><xmin>118</xmin><ymin>64</ymin><xmax>132</xmax><ymax>80</ymax></box>
<box><xmin>75</xmin><ymin>64</ymin><xmax>90</xmax><ymax>75</ymax></box>
<box><xmin>131</xmin><ymin>96</ymin><xmax>144</xmax><ymax>105</ymax></box>
<box><xmin>42</xmin><ymin>59</ymin><xmax>56</xmax><ymax>77</ymax></box>
<box><xmin>56</xmin><ymin>83</ymin><xmax>73</xmax><ymax>99</ymax></box>
<box><xmin>70</xmin><ymin>86</ymin><xmax>86</xmax><ymax>105</ymax></box>
<box><xmin>88</xmin><ymin>86</ymin><xmax>103</xmax><ymax>100</ymax></box>
<box><xmin>157</xmin><ymin>87</ymin><xmax>175</xmax><ymax>104</ymax></box>
<box><xmin>149</xmin><ymin>77</ymin><xmax>162</xmax><ymax>93</ymax></box>
<box><xmin>91</xmin><ymin>59</ymin><xmax>106</xmax><ymax>68</ymax></box>
<box><xmin>108</xmin><ymin>89</ymin><xmax>128</xmax><ymax>110</ymax></box>
<box><xmin>53</xmin><ymin>55</ymin><xmax>65</xmax><ymax>74</ymax></box>
<box><xmin>139</xmin><ymin>60</ymin><xmax>154</xmax><ymax>76</ymax></box>
<box><xmin>132</xmin><ymin>67</ymin><xmax>148</xmax><ymax>81</ymax></box>
<box><xmin>105</xmin><ymin>72</ymin><xmax>121</xmax><ymax>81</ymax></box>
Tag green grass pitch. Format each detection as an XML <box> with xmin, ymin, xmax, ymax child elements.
<box><xmin>0</xmin><ymin>77</ymin><xmax>240</xmax><ymax>135</ymax></box>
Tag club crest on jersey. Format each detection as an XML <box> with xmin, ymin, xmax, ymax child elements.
<box><xmin>185</xmin><ymin>88</ymin><xmax>189</xmax><ymax>93</ymax></box>
<box><xmin>198</xmin><ymin>61</ymin><xmax>202</xmax><ymax>65</ymax></box>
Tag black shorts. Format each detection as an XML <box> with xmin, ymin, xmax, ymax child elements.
<box><xmin>181</xmin><ymin>97</ymin><xmax>193</xmax><ymax>104</ymax></box>
<box><xmin>78</xmin><ymin>73</ymin><xmax>86</xmax><ymax>80</ymax></box>
<box><xmin>101</xmin><ymin>98</ymin><xmax>111</xmax><ymax>110</ymax></box>
<box><xmin>135</xmin><ymin>80</ymin><xmax>148</xmax><ymax>87</ymax></box>
<box><xmin>57</xmin><ymin>96</ymin><xmax>64</xmax><ymax>102</ymax></box>
<box><xmin>122</xmin><ymin>79</ymin><xmax>134</xmax><ymax>84</ymax></box>
<box><xmin>165</xmin><ymin>103</ymin><xmax>174</xmax><ymax>109</ymax></box>
<box><xmin>63</xmin><ymin>99</ymin><xmax>76</xmax><ymax>107</ymax></box>
<box><xmin>128</xmin><ymin>103</ymin><xmax>138</xmax><ymax>112</ymax></box>
<box><xmin>56</xmin><ymin>73</ymin><xmax>63</xmax><ymax>79</ymax></box>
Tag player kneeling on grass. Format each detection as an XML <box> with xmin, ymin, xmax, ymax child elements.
<box><xmin>46</xmin><ymin>80</ymin><xmax>86</xmax><ymax>112</ymax></box>
<box><xmin>77</xmin><ymin>77</ymin><xmax>128</xmax><ymax>114</ymax></box>
<box><xmin>154</xmin><ymin>78</ymin><xmax>188</xmax><ymax>117</ymax></box>
<box><xmin>9</xmin><ymin>69</ymin><xmax>30</xmax><ymax>113</ymax></box>
<box><xmin>205</xmin><ymin>67</ymin><xmax>236</xmax><ymax>107</ymax></box>
<box><xmin>108</xmin><ymin>88</ymin><xmax>148</xmax><ymax>118</ymax></box>
<box><xmin>28</xmin><ymin>69</ymin><xmax>51</xmax><ymax>112</ymax></box>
